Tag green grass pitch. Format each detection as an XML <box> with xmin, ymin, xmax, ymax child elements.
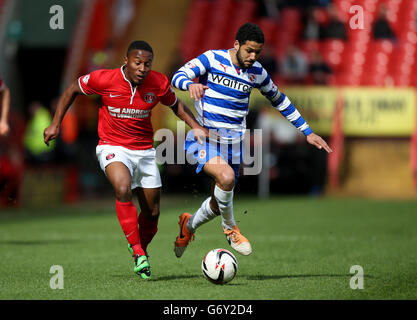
<box><xmin>1</xmin><ymin>196</ymin><xmax>416</xmax><ymax>300</ymax></box>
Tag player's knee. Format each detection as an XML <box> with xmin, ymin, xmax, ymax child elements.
<box><xmin>114</xmin><ymin>185</ymin><xmax>132</xmax><ymax>202</ymax></box>
<box><xmin>150</xmin><ymin>211</ymin><xmax>159</xmax><ymax>220</ymax></box>
<box><xmin>216</xmin><ymin>170</ymin><xmax>235</xmax><ymax>190</ymax></box>
<box><xmin>149</xmin><ymin>208</ymin><xmax>160</xmax><ymax>219</ymax></box>
<box><xmin>141</xmin><ymin>206</ymin><xmax>159</xmax><ymax>219</ymax></box>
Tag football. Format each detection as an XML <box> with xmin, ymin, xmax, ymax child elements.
<box><xmin>201</xmin><ymin>248</ymin><xmax>238</xmax><ymax>284</ymax></box>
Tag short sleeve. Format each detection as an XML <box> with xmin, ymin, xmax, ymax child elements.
<box><xmin>78</xmin><ymin>70</ymin><xmax>104</xmax><ymax>95</ymax></box>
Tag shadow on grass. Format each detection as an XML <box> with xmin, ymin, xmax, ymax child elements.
<box><xmin>151</xmin><ymin>275</ymin><xmax>245</xmax><ymax>286</ymax></box>
<box><xmin>110</xmin><ymin>274</ymin><xmax>201</xmax><ymax>281</ymax></box>
<box><xmin>0</xmin><ymin>239</ymin><xmax>79</xmax><ymax>245</ymax></box>
<box><xmin>110</xmin><ymin>274</ymin><xmax>246</xmax><ymax>285</ymax></box>
<box><xmin>145</xmin><ymin>274</ymin><xmax>202</xmax><ymax>281</ymax></box>
<box><xmin>112</xmin><ymin>273</ymin><xmax>371</xmax><ymax>283</ymax></box>
<box><xmin>244</xmin><ymin>274</ymin><xmax>373</xmax><ymax>280</ymax></box>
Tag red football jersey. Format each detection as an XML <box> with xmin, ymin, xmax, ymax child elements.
<box><xmin>0</xmin><ymin>77</ymin><xmax>4</xmax><ymax>90</ymax></box>
<box><xmin>78</xmin><ymin>66</ymin><xmax>177</xmax><ymax>150</ymax></box>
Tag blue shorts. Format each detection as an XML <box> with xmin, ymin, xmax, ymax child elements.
<box><xmin>184</xmin><ymin>130</ymin><xmax>243</xmax><ymax>181</ymax></box>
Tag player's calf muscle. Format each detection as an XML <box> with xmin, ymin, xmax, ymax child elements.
<box><xmin>209</xmin><ymin>198</ymin><xmax>220</xmax><ymax>215</ymax></box>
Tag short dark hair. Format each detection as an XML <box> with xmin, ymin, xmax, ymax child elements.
<box><xmin>126</xmin><ymin>40</ymin><xmax>153</xmax><ymax>56</ymax></box>
<box><xmin>235</xmin><ymin>22</ymin><xmax>265</xmax><ymax>45</ymax></box>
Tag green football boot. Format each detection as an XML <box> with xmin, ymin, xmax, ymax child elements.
<box><xmin>128</xmin><ymin>243</ymin><xmax>134</xmax><ymax>257</ymax></box>
<box><xmin>134</xmin><ymin>254</ymin><xmax>151</xmax><ymax>279</ymax></box>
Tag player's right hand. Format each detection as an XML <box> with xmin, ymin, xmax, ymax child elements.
<box><xmin>43</xmin><ymin>124</ymin><xmax>60</xmax><ymax>146</ymax></box>
<box><xmin>188</xmin><ymin>83</ymin><xmax>209</xmax><ymax>101</ymax></box>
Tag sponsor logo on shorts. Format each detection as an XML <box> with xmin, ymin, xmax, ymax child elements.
<box><xmin>144</xmin><ymin>92</ymin><xmax>156</xmax><ymax>103</ymax></box>
<box><xmin>199</xmin><ymin>149</ymin><xmax>207</xmax><ymax>159</ymax></box>
<box><xmin>106</xmin><ymin>153</ymin><xmax>115</xmax><ymax>160</ymax></box>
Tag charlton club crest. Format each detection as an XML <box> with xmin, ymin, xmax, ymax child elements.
<box><xmin>144</xmin><ymin>92</ymin><xmax>156</xmax><ymax>103</ymax></box>
<box><xmin>106</xmin><ymin>153</ymin><xmax>115</xmax><ymax>160</ymax></box>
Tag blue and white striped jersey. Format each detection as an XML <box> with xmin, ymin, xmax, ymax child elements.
<box><xmin>172</xmin><ymin>49</ymin><xmax>312</xmax><ymax>143</ymax></box>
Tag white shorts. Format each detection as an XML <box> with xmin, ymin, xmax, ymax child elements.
<box><xmin>96</xmin><ymin>145</ymin><xmax>162</xmax><ymax>189</ymax></box>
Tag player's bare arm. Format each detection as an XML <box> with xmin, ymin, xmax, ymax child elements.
<box><xmin>188</xmin><ymin>83</ymin><xmax>209</xmax><ymax>101</ymax></box>
<box><xmin>306</xmin><ymin>132</ymin><xmax>333</xmax><ymax>153</ymax></box>
<box><xmin>0</xmin><ymin>84</ymin><xmax>10</xmax><ymax>136</ymax></box>
<box><xmin>43</xmin><ymin>80</ymin><xmax>83</xmax><ymax>146</ymax></box>
<box><xmin>170</xmin><ymin>98</ymin><xmax>209</xmax><ymax>144</ymax></box>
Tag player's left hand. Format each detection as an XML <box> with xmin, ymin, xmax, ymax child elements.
<box><xmin>306</xmin><ymin>133</ymin><xmax>333</xmax><ymax>153</ymax></box>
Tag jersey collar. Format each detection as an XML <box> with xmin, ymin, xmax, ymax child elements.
<box><xmin>120</xmin><ymin>65</ymin><xmax>138</xmax><ymax>105</ymax></box>
<box><xmin>120</xmin><ymin>65</ymin><xmax>134</xmax><ymax>85</ymax></box>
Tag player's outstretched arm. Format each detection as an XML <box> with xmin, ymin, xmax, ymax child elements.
<box><xmin>170</xmin><ymin>99</ymin><xmax>209</xmax><ymax>144</ymax></box>
<box><xmin>306</xmin><ymin>133</ymin><xmax>333</xmax><ymax>153</ymax></box>
<box><xmin>261</xmin><ymin>84</ymin><xmax>332</xmax><ymax>154</ymax></box>
<box><xmin>43</xmin><ymin>80</ymin><xmax>82</xmax><ymax>146</ymax></box>
<box><xmin>0</xmin><ymin>84</ymin><xmax>10</xmax><ymax>136</ymax></box>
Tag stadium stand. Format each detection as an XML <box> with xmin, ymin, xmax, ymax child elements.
<box><xmin>179</xmin><ymin>0</ymin><xmax>417</xmax><ymax>88</ymax></box>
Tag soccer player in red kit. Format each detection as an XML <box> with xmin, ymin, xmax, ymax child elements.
<box><xmin>0</xmin><ymin>77</ymin><xmax>10</xmax><ymax>136</ymax></box>
<box><xmin>44</xmin><ymin>41</ymin><xmax>208</xmax><ymax>279</ymax></box>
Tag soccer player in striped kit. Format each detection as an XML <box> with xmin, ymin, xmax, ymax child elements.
<box><xmin>172</xmin><ymin>23</ymin><xmax>332</xmax><ymax>258</ymax></box>
<box><xmin>44</xmin><ymin>41</ymin><xmax>208</xmax><ymax>279</ymax></box>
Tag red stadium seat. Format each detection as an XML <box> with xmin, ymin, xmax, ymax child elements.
<box><xmin>226</xmin><ymin>0</ymin><xmax>257</xmax><ymax>47</ymax></box>
<box><xmin>204</xmin><ymin>0</ymin><xmax>235</xmax><ymax>51</ymax></box>
<box><xmin>180</xmin><ymin>0</ymin><xmax>212</xmax><ymax>61</ymax></box>
<box><xmin>257</xmin><ymin>18</ymin><xmax>277</xmax><ymax>45</ymax></box>
<box><xmin>178</xmin><ymin>0</ymin><xmax>417</xmax><ymax>88</ymax></box>
<box><xmin>299</xmin><ymin>40</ymin><xmax>319</xmax><ymax>59</ymax></box>
<box><xmin>361</xmin><ymin>40</ymin><xmax>394</xmax><ymax>85</ymax></box>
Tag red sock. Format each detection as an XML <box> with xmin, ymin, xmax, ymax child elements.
<box><xmin>138</xmin><ymin>212</ymin><xmax>159</xmax><ymax>253</ymax></box>
<box><xmin>115</xmin><ymin>200</ymin><xmax>145</xmax><ymax>256</ymax></box>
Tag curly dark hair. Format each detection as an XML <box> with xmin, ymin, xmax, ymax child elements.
<box><xmin>235</xmin><ymin>22</ymin><xmax>265</xmax><ymax>45</ymax></box>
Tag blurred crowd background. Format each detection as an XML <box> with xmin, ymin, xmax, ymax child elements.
<box><xmin>0</xmin><ymin>0</ymin><xmax>416</xmax><ymax>208</ymax></box>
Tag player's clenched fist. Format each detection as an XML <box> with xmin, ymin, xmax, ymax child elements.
<box><xmin>188</xmin><ymin>83</ymin><xmax>209</xmax><ymax>101</ymax></box>
<box><xmin>43</xmin><ymin>123</ymin><xmax>60</xmax><ymax>146</ymax></box>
